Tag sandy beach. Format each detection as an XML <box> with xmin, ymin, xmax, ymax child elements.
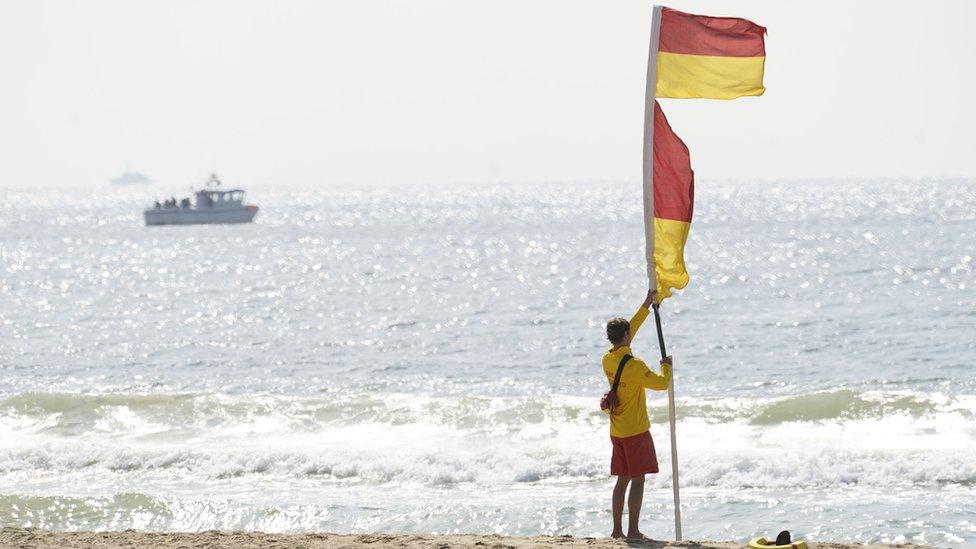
<box><xmin>0</xmin><ymin>529</ymin><xmax>936</xmax><ymax>549</ymax></box>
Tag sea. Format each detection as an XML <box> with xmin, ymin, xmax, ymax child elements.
<box><xmin>0</xmin><ymin>179</ymin><xmax>973</xmax><ymax>547</ymax></box>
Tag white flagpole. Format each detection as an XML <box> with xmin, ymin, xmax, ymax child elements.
<box><xmin>642</xmin><ymin>5</ymin><xmax>662</xmax><ymax>293</ymax></box>
<box><xmin>643</xmin><ymin>5</ymin><xmax>683</xmax><ymax>542</ymax></box>
<box><xmin>667</xmin><ymin>357</ymin><xmax>682</xmax><ymax>541</ymax></box>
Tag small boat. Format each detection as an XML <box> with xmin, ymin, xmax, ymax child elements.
<box><xmin>112</xmin><ymin>171</ymin><xmax>150</xmax><ymax>185</ymax></box>
<box><xmin>144</xmin><ymin>174</ymin><xmax>259</xmax><ymax>226</ymax></box>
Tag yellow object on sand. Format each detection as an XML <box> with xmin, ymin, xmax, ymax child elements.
<box><xmin>748</xmin><ymin>537</ymin><xmax>808</xmax><ymax>549</ymax></box>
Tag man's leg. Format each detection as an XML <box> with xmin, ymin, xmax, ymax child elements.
<box><xmin>626</xmin><ymin>474</ymin><xmax>646</xmax><ymax>539</ymax></box>
<box><xmin>610</xmin><ymin>475</ymin><xmax>630</xmax><ymax>538</ymax></box>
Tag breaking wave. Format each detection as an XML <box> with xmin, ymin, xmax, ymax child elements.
<box><xmin>1</xmin><ymin>389</ymin><xmax>974</xmax><ymax>489</ymax></box>
<box><xmin>1</xmin><ymin>389</ymin><xmax>971</xmax><ymax>431</ymax></box>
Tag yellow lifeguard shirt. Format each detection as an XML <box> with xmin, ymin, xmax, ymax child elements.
<box><xmin>602</xmin><ymin>306</ymin><xmax>672</xmax><ymax>438</ymax></box>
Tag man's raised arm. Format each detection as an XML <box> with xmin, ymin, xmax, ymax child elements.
<box><xmin>640</xmin><ymin>356</ymin><xmax>673</xmax><ymax>391</ymax></box>
<box><xmin>628</xmin><ymin>289</ymin><xmax>657</xmax><ymax>339</ymax></box>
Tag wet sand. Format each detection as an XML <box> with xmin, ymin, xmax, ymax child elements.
<box><xmin>0</xmin><ymin>528</ymin><xmax>935</xmax><ymax>548</ymax></box>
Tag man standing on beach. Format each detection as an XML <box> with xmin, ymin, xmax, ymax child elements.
<box><xmin>602</xmin><ymin>289</ymin><xmax>672</xmax><ymax>540</ymax></box>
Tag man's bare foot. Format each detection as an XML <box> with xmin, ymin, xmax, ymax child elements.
<box><xmin>610</xmin><ymin>530</ymin><xmax>625</xmax><ymax>539</ymax></box>
<box><xmin>626</xmin><ymin>531</ymin><xmax>650</xmax><ymax>541</ymax></box>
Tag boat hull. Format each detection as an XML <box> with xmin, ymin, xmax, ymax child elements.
<box><xmin>144</xmin><ymin>205</ymin><xmax>258</xmax><ymax>226</ymax></box>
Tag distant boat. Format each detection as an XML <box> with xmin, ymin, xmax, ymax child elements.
<box><xmin>111</xmin><ymin>171</ymin><xmax>151</xmax><ymax>185</ymax></box>
<box><xmin>144</xmin><ymin>174</ymin><xmax>259</xmax><ymax>226</ymax></box>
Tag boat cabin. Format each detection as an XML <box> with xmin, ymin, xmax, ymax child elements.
<box><xmin>195</xmin><ymin>189</ymin><xmax>247</xmax><ymax>208</ymax></box>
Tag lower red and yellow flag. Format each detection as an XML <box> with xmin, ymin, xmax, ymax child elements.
<box><xmin>652</xmin><ymin>100</ymin><xmax>694</xmax><ymax>300</ymax></box>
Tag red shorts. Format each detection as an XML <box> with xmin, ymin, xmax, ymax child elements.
<box><xmin>610</xmin><ymin>430</ymin><xmax>659</xmax><ymax>477</ymax></box>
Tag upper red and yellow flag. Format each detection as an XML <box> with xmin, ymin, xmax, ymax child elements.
<box><xmin>656</xmin><ymin>7</ymin><xmax>766</xmax><ymax>100</ymax></box>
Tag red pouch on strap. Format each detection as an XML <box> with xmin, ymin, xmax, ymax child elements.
<box><xmin>600</xmin><ymin>354</ymin><xmax>632</xmax><ymax>414</ymax></box>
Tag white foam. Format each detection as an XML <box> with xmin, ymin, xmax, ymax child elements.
<box><xmin>1</xmin><ymin>390</ymin><xmax>974</xmax><ymax>491</ymax></box>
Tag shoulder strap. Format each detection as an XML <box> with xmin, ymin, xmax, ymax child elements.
<box><xmin>610</xmin><ymin>354</ymin><xmax>632</xmax><ymax>392</ymax></box>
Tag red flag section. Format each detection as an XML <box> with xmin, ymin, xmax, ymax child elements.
<box><xmin>659</xmin><ymin>7</ymin><xmax>766</xmax><ymax>58</ymax></box>
<box><xmin>653</xmin><ymin>101</ymin><xmax>694</xmax><ymax>223</ymax></box>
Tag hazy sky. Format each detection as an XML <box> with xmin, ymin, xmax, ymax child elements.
<box><xmin>2</xmin><ymin>1</ymin><xmax>974</xmax><ymax>187</ymax></box>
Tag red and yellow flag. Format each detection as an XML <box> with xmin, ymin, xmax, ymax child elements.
<box><xmin>646</xmin><ymin>7</ymin><xmax>765</xmax><ymax>300</ymax></box>
<box><xmin>651</xmin><ymin>100</ymin><xmax>694</xmax><ymax>300</ymax></box>
<box><xmin>656</xmin><ymin>7</ymin><xmax>767</xmax><ymax>99</ymax></box>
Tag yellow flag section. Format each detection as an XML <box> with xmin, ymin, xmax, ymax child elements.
<box><xmin>651</xmin><ymin>100</ymin><xmax>694</xmax><ymax>300</ymax></box>
<box><xmin>656</xmin><ymin>7</ymin><xmax>766</xmax><ymax>100</ymax></box>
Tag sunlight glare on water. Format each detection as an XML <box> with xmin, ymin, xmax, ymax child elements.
<box><xmin>0</xmin><ymin>178</ymin><xmax>974</xmax><ymax>546</ymax></box>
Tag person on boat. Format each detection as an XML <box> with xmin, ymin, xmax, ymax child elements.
<box><xmin>180</xmin><ymin>197</ymin><xmax>190</xmax><ymax>208</ymax></box>
<box><xmin>602</xmin><ymin>288</ymin><xmax>672</xmax><ymax>541</ymax></box>
<box><xmin>154</xmin><ymin>200</ymin><xmax>161</xmax><ymax>209</ymax></box>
